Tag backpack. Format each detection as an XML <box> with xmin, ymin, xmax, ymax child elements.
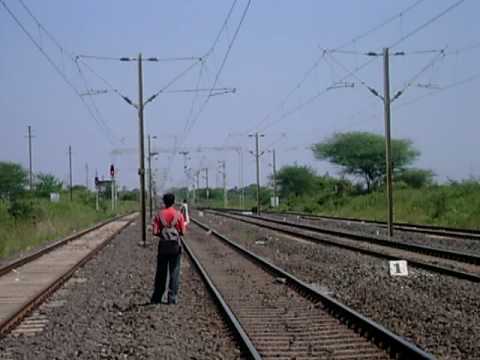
<box><xmin>155</xmin><ymin>210</ymin><xmax>182</xmax><ymax>256</ymax></box>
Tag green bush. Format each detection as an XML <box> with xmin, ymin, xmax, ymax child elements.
<box><xmin>0</xmin><ymin>190</ymin><xmax>137</xmax><ymax>259</ymax></box>
<box><xmin>7</xmin><ymin>199</ymin><xmax>34</xmax><ymax>221</ymax></box>
<box><xmin>426</xmin><ymin>190</ymin><xmax>448</xmax><ymax>220</ymax></box>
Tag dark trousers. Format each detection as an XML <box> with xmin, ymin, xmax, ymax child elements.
<box><xmin>151</xmin><ymin>251</ymin><xmax>181</xmax><ymax>303</ymax></box>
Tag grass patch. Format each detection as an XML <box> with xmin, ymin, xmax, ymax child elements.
<box><xmin>0</xmin><ymin>193</ymin><xmax>137</xmax><ymax>259</ymax></box>
<box><xmin>295</xmin><ymin>180</ymin><xmax>480</xmax><ymax>229</ymax></box>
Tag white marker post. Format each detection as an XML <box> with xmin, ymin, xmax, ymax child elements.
<box><xmin>389</xmin><ymin>260</ymin><xmax>408</xmax><ymax>276</ymax></box>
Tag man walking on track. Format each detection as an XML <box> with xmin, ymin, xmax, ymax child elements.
<box><xmin>150</xmin><ymin>193</ymin><xmax>187</xmax><ymax>305</ymax></box>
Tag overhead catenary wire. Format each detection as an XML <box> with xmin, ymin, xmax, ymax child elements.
<box><xmin>326</xmin><ymin>52</ymin><xmax>381</xmax><ymax>99</ymax></box>
<box><xmin>258</xmin><ymin>56</ymin><xmax>379</xmax><ymax>132</ymax></box>
<box><xmin>247</xmin><ymin>0</ymin><xmax>427</xmax><ymax>134</ymax></box>
<box><xmin>163</xmin><ymin>0</ymin><xmax>251</xmax><ymax>189</ymax></box>
<box><xmin>144</xmin><ymin>58</ymin><xmax>203</xmax><ymax>105</ymax></box>
<box><xmin>396</xmin><ymin>71</ymin><xmax>480</xmax><ymax>108</ymax></box>
<box><xmin>15</xmin><ymin>0</ymin><xmax>120</xmax><ymax>142</ymax></box>
<box><xmin>12</xmin><ymin>0</ymin><xmax>119</xmax><ymax>143</ymax></box>
<box><xmin>204</xmin><ymin>0</ymin><xmax>239</xmax><ymax>58</ymax></box>
<box><xmin>258</xmin><ymin>0</ymin><xmax>468</xmax><ymax>133</ymax></box>
<box><xmin>183</xmin><ymin>0</ymin><xmax>252</xmax><ymax>137</ymax></box>
<box><xmin>75</xmin><ymin>61</ymin><xmax>119</xmax><ymax>144</ymax></box>
<box><xmin>17</xmin><ymin>0</ymin><xmax>66</xmax><ymax>54</ymax></box>
<box><xmin>75</xmin><ymin>58</ymin><xmax>132</xmax><ymax>102</ymax></box>
<box><xmin>183</xmin><ymin>61</ymin><xmax>207</xmax><ymax>134</ymax></box>
<box><xmin>1</xmin><ymin>0</ymin><xmax>117</xmax><ymax>145</ymax></box>
<box><xmin>390</xmin><ymin>0</ymin><xmax>466</xmax><ymax>49</ymax></box>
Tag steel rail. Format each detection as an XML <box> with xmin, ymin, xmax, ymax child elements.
<box><xmin>208</xmin><ymin>210</ymin><xmax>480</xmax><ymax>283</ymax></box>
<box><xmin>0</xmin><ymin>214</ymin><xmax>137</xmax><ymax>337</ymax></box>
<box><xmin>0</xmin><ymin>212</ymin><xmax>135</xmax><ymax>277</ymax></box>
<box><xmin>211</xmin><ymin>209</ymin><xmax>480</xmax><ymax>265</ymax></box>
<box><xmin>265</xmin><ymin>210</ymin><xmax>480</xmax><ymax>241</ymax></box>
<box><xmin>191</xmin><ymin>217</ymin><xmax>435</xmax><ymax>360</ymax></box>
<box><xmin>181</xmin><ymin>237</ymin><xmax>262</xmax><ymax>360</ymax></box>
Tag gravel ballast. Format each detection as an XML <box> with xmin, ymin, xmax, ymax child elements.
<box><xmin>265</xmin><ymin>212</ymin><xmax>480</xmax><ymax>254</ymax></box>
<box><xmin>0</xmin><ymin>221</ymin><xmax>242</xmax><ymax>359</ymax></box>
<box><xmin>196</xmin><ymin>211</ymin><xmax>480</xmax><ymax>359</ymax></box>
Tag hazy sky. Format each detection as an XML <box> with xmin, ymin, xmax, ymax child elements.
<box><xmin>1</xmin><ymin>0</ymin><xmax>479</xmax><ymax>192</ymax></box>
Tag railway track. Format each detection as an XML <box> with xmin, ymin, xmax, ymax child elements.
<box><xmin>0</xmin><ymin>213</ymin><xmax>137</xmax><ymax>337</ymax></box>
<box><xmin>184</xmin><ymin>217</ymin><xmax>434</xmax><ymax>359</ymax></box>
<box><xmin>207</xmin><ymin>209</ymin><xmax>480</xmax><ymax>282</ymax></box>
<box><xmin>265</xmin><ymin>210</ymin><xmax>480</xmax><ymax>241</ymax></box>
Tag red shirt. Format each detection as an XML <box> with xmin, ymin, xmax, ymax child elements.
<box><xmin>152</xmin><ymin>207</ymin><xmax>186</xmax><ymax>235</ymax></box>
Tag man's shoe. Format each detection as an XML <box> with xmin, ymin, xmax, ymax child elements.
<box><xmin>150</xmin><ymin>298</ymin><xmax>162</xmax><ymax>305</ymax></box>
<box><xmin>167</xmin><ymin>298</ymin><xmax>177</xmax><ymax>305</ymax></box>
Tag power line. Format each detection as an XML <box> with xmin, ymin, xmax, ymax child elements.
<box><xmin>144</xmin><ymin>58</ymin><xmax>203</xmax><ymax>105</ymax></box>
<box><xmin>390</xmin><ymin>0</ymin><xmax>466</xmax><ymax>48</ymax></box>
<box><xmin>183</xmin><ymin>61</ymin><xmax>206</xmax><ymax>133</ymax></box>
<box><xmin>396</xmin><ymin>71</ymin><xmax>480</xmax><ymax>108</ymax></box>
<box><xmin>75</xmin><ymin>62</ymin><xmax>119</xmax><ymax>144</ymax></box>
<box><xmin>258</xmin><ymin>0</ymin><xmax>468</xmax><ymax>133</ymax></box>
<box><xmin>183</xmin><ymin>0</ymin><xmax>252</xmax><ymax>137</ymax></box>
<box><xmin>326</xmin><ymin>52</ymin><xmax>380</xmax><ymax>98</ymax></box>
<box><xmin>17</xmin><ymin>0</ymin><xmax>121</xmax><ymax>142</ymax></box>
<box><xmin>259</xmin><ymin>56</ymin><xmax>379</xmax><ymax>132</ymax></box>
<box><xmin>445</xmin><ymin>40</ymin><xmax>480</xmax><ymax>55</ymax></box>
<box><xmin>205</xmin><ymin>0</ymin><xmax>239</xmax><ymax>57</ymax></box>
<box><xmin>75</xmin><ymin>58</ymin><xmax>131</xmax><ymax>102</ymax></box>
<box><xmin>247</xmin><ymin>0</ymin><xmax>427</xmax><ymax>133</ymax></box>
<box><xmin>1</xmin><ymin>0</ymin><xmax>117</xmax><ymax>145</ymax></box>
<box><xmin>17</xmin><ymin>0</ymin><xmax>66</xmax><ymax>54</ymax></box>
<box><xmin>206</xmin><ymin>0</ymin><xmax>251</xmax><ymax>99</ymax></box>
<box><xmin>337</xmin><ymin>0</ymin><xmax>426</xmax><ymax>50</ymax></box>
<box><xmin>163</xmin><ymin>0</ymin><xmax>250</xmax><ymax>188</ymax></box>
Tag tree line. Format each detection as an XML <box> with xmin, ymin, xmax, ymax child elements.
<box><xmin>179</xmin><ymin>131</ymin><xmax>435</xmax><ymax>209</ymax></box>
<box><xmin>0</xmin><ymin>162</ymin><xmax>138</xmax><ymax>221</ymax></box>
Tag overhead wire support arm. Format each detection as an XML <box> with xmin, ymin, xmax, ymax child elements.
<box><xmin>121</xmin><ymin>96</ymin><xmax>138</xmax><ymax>108</ymax></box>
<box><xmin>326</xmin><ymin>52</ymin><xmax>382</xmax><ymax>100</ymax></box>
<box><xmin>143</xmin><ymin>58</ymin><xmax>204</xmax><ymax>106</ymax></box>
<box><xmin>149</xmin><ymin>87</ymin><xmax>236</xmax><ymax>95</ymax></box>
<box><xmin>74</xmin><ymin>56</ymin><xmax>134</xmax><ymax>105</ymax></box>
<box><xmin>390</xmin><ymin>48</ymin><xmax>446</xmax><ymax>103</ymax></box>
<box><xmin>79</xmin><ymin>89</ymin><xmax>109</xmax><ymax>96</ymax></box>
<box><xmin>76</xmin><ymin>54</ymin><xmax>202</xmax><ymax>62</ymax></box>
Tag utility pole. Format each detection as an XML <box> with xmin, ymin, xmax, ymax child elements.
<box><xmin>383</xmin><ymin>47</ymin><xmax>394</xmax><ymax>238</ymax></box>
<box><xmin>148</xmin><ymin>134</ymin><xmax>153</xmax><ymax>220</ymax></box>
<box><xmin>195</xmin><ymin>170</ymin><xmax>200</xmax><ymax>203</ymax></box>
<box><xmin>218</xmin><ymin>161</ymin><xmax>227</xmax><ymax>208</ymax></box>
<box><xmin>68</xmin><ymin>145</ymin><xmax>73</xmax><ymax>201</ymax></box>
<box><xmin>237</xmin><ymin>148</ymin><xmax>245</xmax><ymax>209</ymax></box>
<box><xmin>249</xmin><ymin>132</ymin><xmax>264</xmax><ymax>215</ymax></box>
<box><xmin>111</xmin><ymin>166</ymin><xmax>115</xmax><ymax>211</ymax></box>
<box><xmin>27</xmin><ymin>126</ymin><xmax>33</xmax><ymax>191</ymax></box>
<box><xmin>95</xmin><ymin>169</ymin><xmax>99</xmax><ymax>211</ymax></box>
<box><xmin>192</xmin><ymin>174</ymin><xmax>196</xmax><ymax>204</ymax></box>
<box><xmin>204</xmin><ymin>167</ymin><xmax>210</xmax><ymax>204</ymax></box>
<box><xmin>85</xmin><ymin>163</ymin><xmax>89</xmax><ymax>189</ymax></box>
<box><xmin>179</xmin><ymin>151</ymin><xmax>190</xmax><ymax>201</ymax></box>
<box><xmin>272</xmin><ymin>149</ymin><xmax>278</xmax><ymax>207</ymax></box>
<box><xmin>137</xmin><ymin>53</ymin><xmax>147</xmax><ymax>246</ymax></box>
<box><xmin>152</xmin><ymin>176</ymin><xmax>157</xmax><ymax>211</ymax></box>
